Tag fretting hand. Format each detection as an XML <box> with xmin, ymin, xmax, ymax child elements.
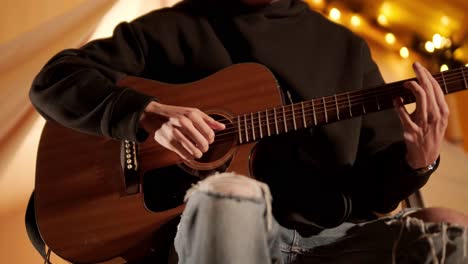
<box><xmin>394</xmin><ymin>62</ymin><xmax>450</xmax><ymax>169</ymax></box>
<box><xmin>139</xmin><ymin>101</ymin><xmax>225</xmax><ymax>160</ymax></box>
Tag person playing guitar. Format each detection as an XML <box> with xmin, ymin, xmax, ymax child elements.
<box><xmin>29</xmin><ymin>0</ymin><xmax>468</xmax><ymax>263</ymax></box>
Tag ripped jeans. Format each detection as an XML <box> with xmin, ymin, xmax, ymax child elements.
<box><xmin>173</xmin><ymin>172</ymin><xmax>468</xmax><ymax>264</ymax></box>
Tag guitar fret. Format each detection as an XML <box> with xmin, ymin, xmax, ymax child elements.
<box><xmin>462</xmin><ymin>68</ymin><xmax>468</xmax><ymax>90</ymax></box>
<box><xmin>237</xmin><ymin>116</ymin><xmax>243</xmax><ymax>144</ymax></box>
<box><xmin>362</xmin><ymin>102</ymin><xmax>367</xmax><ymax>114</ymax></box>
<box><xmin>301</xmin><ymin>102</ymin><xmax>307</xmax><ymax>128</ymax></box>
<box><xmin>274</xmin><ymin>108</ymin><xmax>279</xmax><ymax>134</ymax></box>
<box><xmin>312</xmin><ymin>100</ymin><xmax>317</xmax><ymax>126</ymax></box>
<box><xmin>282</xmin><ymin>106</ymin><xmax>288</xmax><ymax>132</ymax></box>
<box><xmin>251</xmin><ymin>112</ymin><xmax>255</xmax><ymax>141</ymax></box>
<box><xmin>244</xmin><ymin>114</ymin><xmax>249</xmax><ymax>142</ymax></box>
<box><xmin>334</xmin><ymin>94</ymin><xmax>340</xmax><ymax>120</ymax></box>
<box><xmin>441</xmin><ymin>71</ymin><xmax>448</xmax><ymax>94</ymax></box>
<box><xmin>232</xmin><ymin>66</ymin><xmax>467</xmax><ymax>146</ymax></box>
<box><xmin>266</xmin><ymin>109</ymin><xmax>271</xmax><ymax>136</ymax></box>
<box><xmin>322</xmin><ymin>97</ymin><xmax>328</xmax><ymax>123</ymax></box>
<box><xmin>258</xmin><ymin>112</ymin><xmax>263</xmax><ymax>138</ymax></box>
<box><xmin>292</xmin><ymin>104</ymin><xmax>297</xmax><ymax>130</ymax></box>
<box><xmin>376</xmin><ymin>95</ymin><xmax>381</xmax><ymax>110</ymax></box>
<box><xmin>347</xmin><ymin>93</ymin><xmax>353</xmax><ymax>117</ymax></box>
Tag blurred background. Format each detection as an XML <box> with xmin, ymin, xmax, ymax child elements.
<box><xmin>0</xmin><ymin>0</ymin><xmax>467</xmax><ymax>263</ymax></box>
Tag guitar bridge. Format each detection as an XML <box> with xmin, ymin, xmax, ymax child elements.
<box><xmin>121</xmin><ymin>140</ymin><xmax>140</xmax><ymax>195</ymax></box>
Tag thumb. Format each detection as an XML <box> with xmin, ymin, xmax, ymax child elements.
<box><xmin>204</xmin><ymin>116</ymin><xmax>226</xmax><ymax>130</ymax></box>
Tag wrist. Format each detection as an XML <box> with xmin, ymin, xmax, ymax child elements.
<box><xmin>404</xmin><ymin>155</ymin><xmax>439</xmax><ymax>175</ymax></box>
<box><xmin>144</xmin><ymin>101</ymin><xmax>162</xmax><ymax>114</ymax></box>
<box><xmin>138</xmin><ymin>101</ymin><xmax>157</xmax><ymax>131</ymax></box>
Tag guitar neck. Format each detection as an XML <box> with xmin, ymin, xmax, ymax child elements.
<box><xmin>234</xmin><ymin>66</ymin><xmax>468</xmax><ymax>145</ymax></box>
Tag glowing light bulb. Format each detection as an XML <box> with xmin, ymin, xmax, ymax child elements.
<box><xmin>454</xmin><ymin>48</ymin><xmax>465</xmax><ymax>61</ymax></box>
<box><xmin>400</xmin><ymin>47</ymin><xmax>409</xmax><ymax>59</ymax></box>
<box><xmin>465</xmin><ymin>64</ymin><xmax>468</xmax><ymax>67</ymax></box>
<box><xmin>329</xmin><ymin>8</ymin><xmax>341</xmax><ymax>21</ymax></box>
<box><xmin>441</xmin><ymin>16</ymin><xmax>450</xmax><ymax>26</ymax></box>
<box><xmin>432</xmin><ymin>34</ymin><xmax>443</xmax><ymax>49</ymax></box>
<box><xmin>377</xmin><ymin>14</ymin><xmax>388</xmax><ymax>26</ymax></box>
<box><xmin>350</xmin><ymin>15</ymin><xmax>361</xmax><ymax>27</ymax></box>
<box><xmin>440</xmin><ymin>64</ymin><xmax>449</xmax><ymax>72</ymax></box>
<box><xmin>425</xmin><ymin>41</ymin><xmax>435</xmax><ymax>53</ymax></box>
<box><xmin>306</xmin><ymin>0</ymin><xmax>324</xmax><ymax>8</ymax></box>
<box><xmin>385</xmin><ymin>33</ymin><xmax>396</xmax><ymax>45</ymax></box>
<box><xmin>443</xmin><ymin>38</ymin><xmax>452</xmax><ymax>48</ymax></box>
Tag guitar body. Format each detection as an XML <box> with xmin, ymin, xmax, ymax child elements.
<box><xmin>34</xmin><ymin>63</ymin><xmax>283</xmax><ymax>263</ymax></box>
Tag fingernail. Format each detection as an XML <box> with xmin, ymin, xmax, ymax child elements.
<box><xmin>414</xmin><ymin>62</ymin><xmax>421</xmax><ymax>68</ymax></box>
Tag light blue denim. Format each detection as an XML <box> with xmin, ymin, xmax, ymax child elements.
<box><xmin>173</xmin><ymin>173</ymin><xmax>468</xmax><ymax>264</ymax></box>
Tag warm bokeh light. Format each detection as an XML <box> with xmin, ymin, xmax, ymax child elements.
<box><xmin>454</xmin><ymin>48</ymin><xmax>465</xmax><ymax>61</ymax></box>
<box><xmin>329</xmin><ymin>8</ymin><xmax>341</xmax><ymax>21</ymax></box>
<box><xmin>350</xmin><ymin>15</ymin><xmax>361</xmax><ymax>27</ymax></box>
<box><xmin>304</xmin><ymin>0</ymin><xmax>325</xmax><ymax>9</ymax></box>
<box><xmin>425</xmin><ymin>41</ymin><xmax>435</xmax><ymax>53</ymax></box>
<box><xmin>400</xmin><ymin>47</ymin><xmax>409</xmax><ymax>59</ymax></box>
<box><xmin>377</xmin><ymin>14</ymin><xmax>388</xmax><ymax>26</ymax></box>
<box><xmin>441</xmin><ymin>15</ymin><xmax>450</xmax><ymax>26</ymax></box>
<box><xmin>433</xmin><ymin>34</ymin><xmax>443</xmax><ymax>49</ymax></box>
<box><xmin>440</xmin><ymin>64</ymin><xmax>449</xmax><ymax>72</ymax></box>
<box><xmin>443</xmin><ymin>38</ymin><xmax>452</xmax><ymax>48</ymax></box>
<box><xmin>385</xmin><ymin>33</ymin><xmax>396</xmax><ymax>45</ymax></box>
<box><xmin>380</xmin><ymin>2</ymin><xmax>392</xmax><ymax>14</ymax></box>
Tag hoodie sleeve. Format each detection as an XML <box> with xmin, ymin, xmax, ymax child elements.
<box><xmin>345</xmin><ymin>40</ymin><xmax>436</xmax><ymax>214</ymax></box>
<box><xmin>29</xmin><ymin>21</ymin><xmax>155</xmax><ymax>142</ymax></box>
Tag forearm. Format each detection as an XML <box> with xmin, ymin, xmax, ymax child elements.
<box><xmin>29</xmin><ymin>21</ymin><xmax>156</xmax><ymax>141</ymax></box>
<box><xmin>30</xmin><ymin>51</ymin><xmax>154</xmax><ymax>141</ymax></box>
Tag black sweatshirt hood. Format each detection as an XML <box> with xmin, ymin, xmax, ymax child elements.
<box><xmin>175</xmin><ymin>0</ymin><xmax>307</xmax><ymax>18</ymax></box>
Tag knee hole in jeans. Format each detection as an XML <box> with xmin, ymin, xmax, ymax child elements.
<box><xmin>185</xmin><ymin>172</ymin><xmax>268</xmax><ymax>201</ymax></box>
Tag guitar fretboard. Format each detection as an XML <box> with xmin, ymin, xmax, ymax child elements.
<box><xmin>234</xmin><ymin>66</ymin><xmax>468</xmax><ymax>144</ymax></box>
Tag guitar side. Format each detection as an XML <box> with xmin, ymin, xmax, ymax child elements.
<box><xmin>34</xmin><ymin>63</ymin><xmax>283</xmax><ymax>263</ymax></box>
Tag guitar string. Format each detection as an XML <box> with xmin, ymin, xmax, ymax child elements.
<box><xmin>209</xmin><ymin>77</ymin><xmax>465</xmax><ymax>144</ymax></box>
<box><xmin>210</xmin><ymin>72</ymin><xmax>467</xmax><ymax>139</ymax></box>
<box><xmin>210</xmin><ymin>67</ymin><xmax>467</xmax><ymax>130</ymax></box>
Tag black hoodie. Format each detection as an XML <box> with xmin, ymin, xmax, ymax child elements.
<box><xmin>30</xmin><ymin>0</ymin><xmax>434</xmax><ymax>229</ymax></box>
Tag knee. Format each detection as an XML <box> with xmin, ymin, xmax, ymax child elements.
<box><xmin>406</xmin><ymin>207</ymin><xmax>468</xmax><ymax>226</ymax></box>
<box><xmin>185</xmin><ymin>172</ymin><xmax>270</xmax><ymax>202</ymax></box>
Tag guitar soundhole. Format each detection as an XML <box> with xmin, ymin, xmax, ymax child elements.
<box><xmin>196</xmin><ymin>113</ymin><xmax>235</xmax><ymax>163</ymax></box>
<box><xmin>143</xmin><ymin>114</ymin><xmax>236</xmax><ymax>212</ymax></box>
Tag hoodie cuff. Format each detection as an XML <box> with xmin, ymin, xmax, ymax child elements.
<box><xmin>110</xmin><ymin>87</ymin><xmax>156</xmax><ymax>142</ymax></box>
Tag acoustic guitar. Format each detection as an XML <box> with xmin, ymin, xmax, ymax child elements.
<box><xmin>34</xmin><ymin>63</ymin><xmax>468</xmax><ymax>263</ymax></box>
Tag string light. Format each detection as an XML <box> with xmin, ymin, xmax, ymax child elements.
<box><xmin>385</xmin><ymin>33</ymin><xmax>396</xmax><ymax>45</ymax></box>
<box><xmin>443</xmin><ymin>38</ymin><xmax>452</xmax><ymax>48</ymax></box>
<box><xmin>329</xmin><ymin>8</ymin><xmax>341</xmax><ymax>21</ymax></box>
<box><xmin>400</xmin><ymin>47</ymin><xmax>409</xmax><ymax>59</ymax></box>
<box><xmin>305</xmin><ymin>0</ymin><xmax>325</xmax><ymax>9</ymax></box>
<box><xmin>454</xmin><ymin>48</ymin><xmax>464</xmax><ymax>61</ymax></box>
<box><xmin>377</xmin><ymin>14</ymin><xmax>388</xmax><ymax>26</ymax></box>
<box><xmin>441</xmin><ymin>16</ymin><xmax>450</xmax><ymax>26</ymax></box>
<box><xmin>350</xmin><ymin>15</ymin><xmax>361</xmax><ymax>27</ymax></box>
<box><xmin>316</xmin><ymin>2</ymin><xmax>464</xmax><ymax>72</ymax></box>
<box><xmin>425</xmin><ymin>41</ymin><xmax>435</xmax><ymax>53</ymax></box>
<box><xmin>432</xmin><ymin>34</ymin><xmax>443</xmax><ymax>49</ymax></box>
